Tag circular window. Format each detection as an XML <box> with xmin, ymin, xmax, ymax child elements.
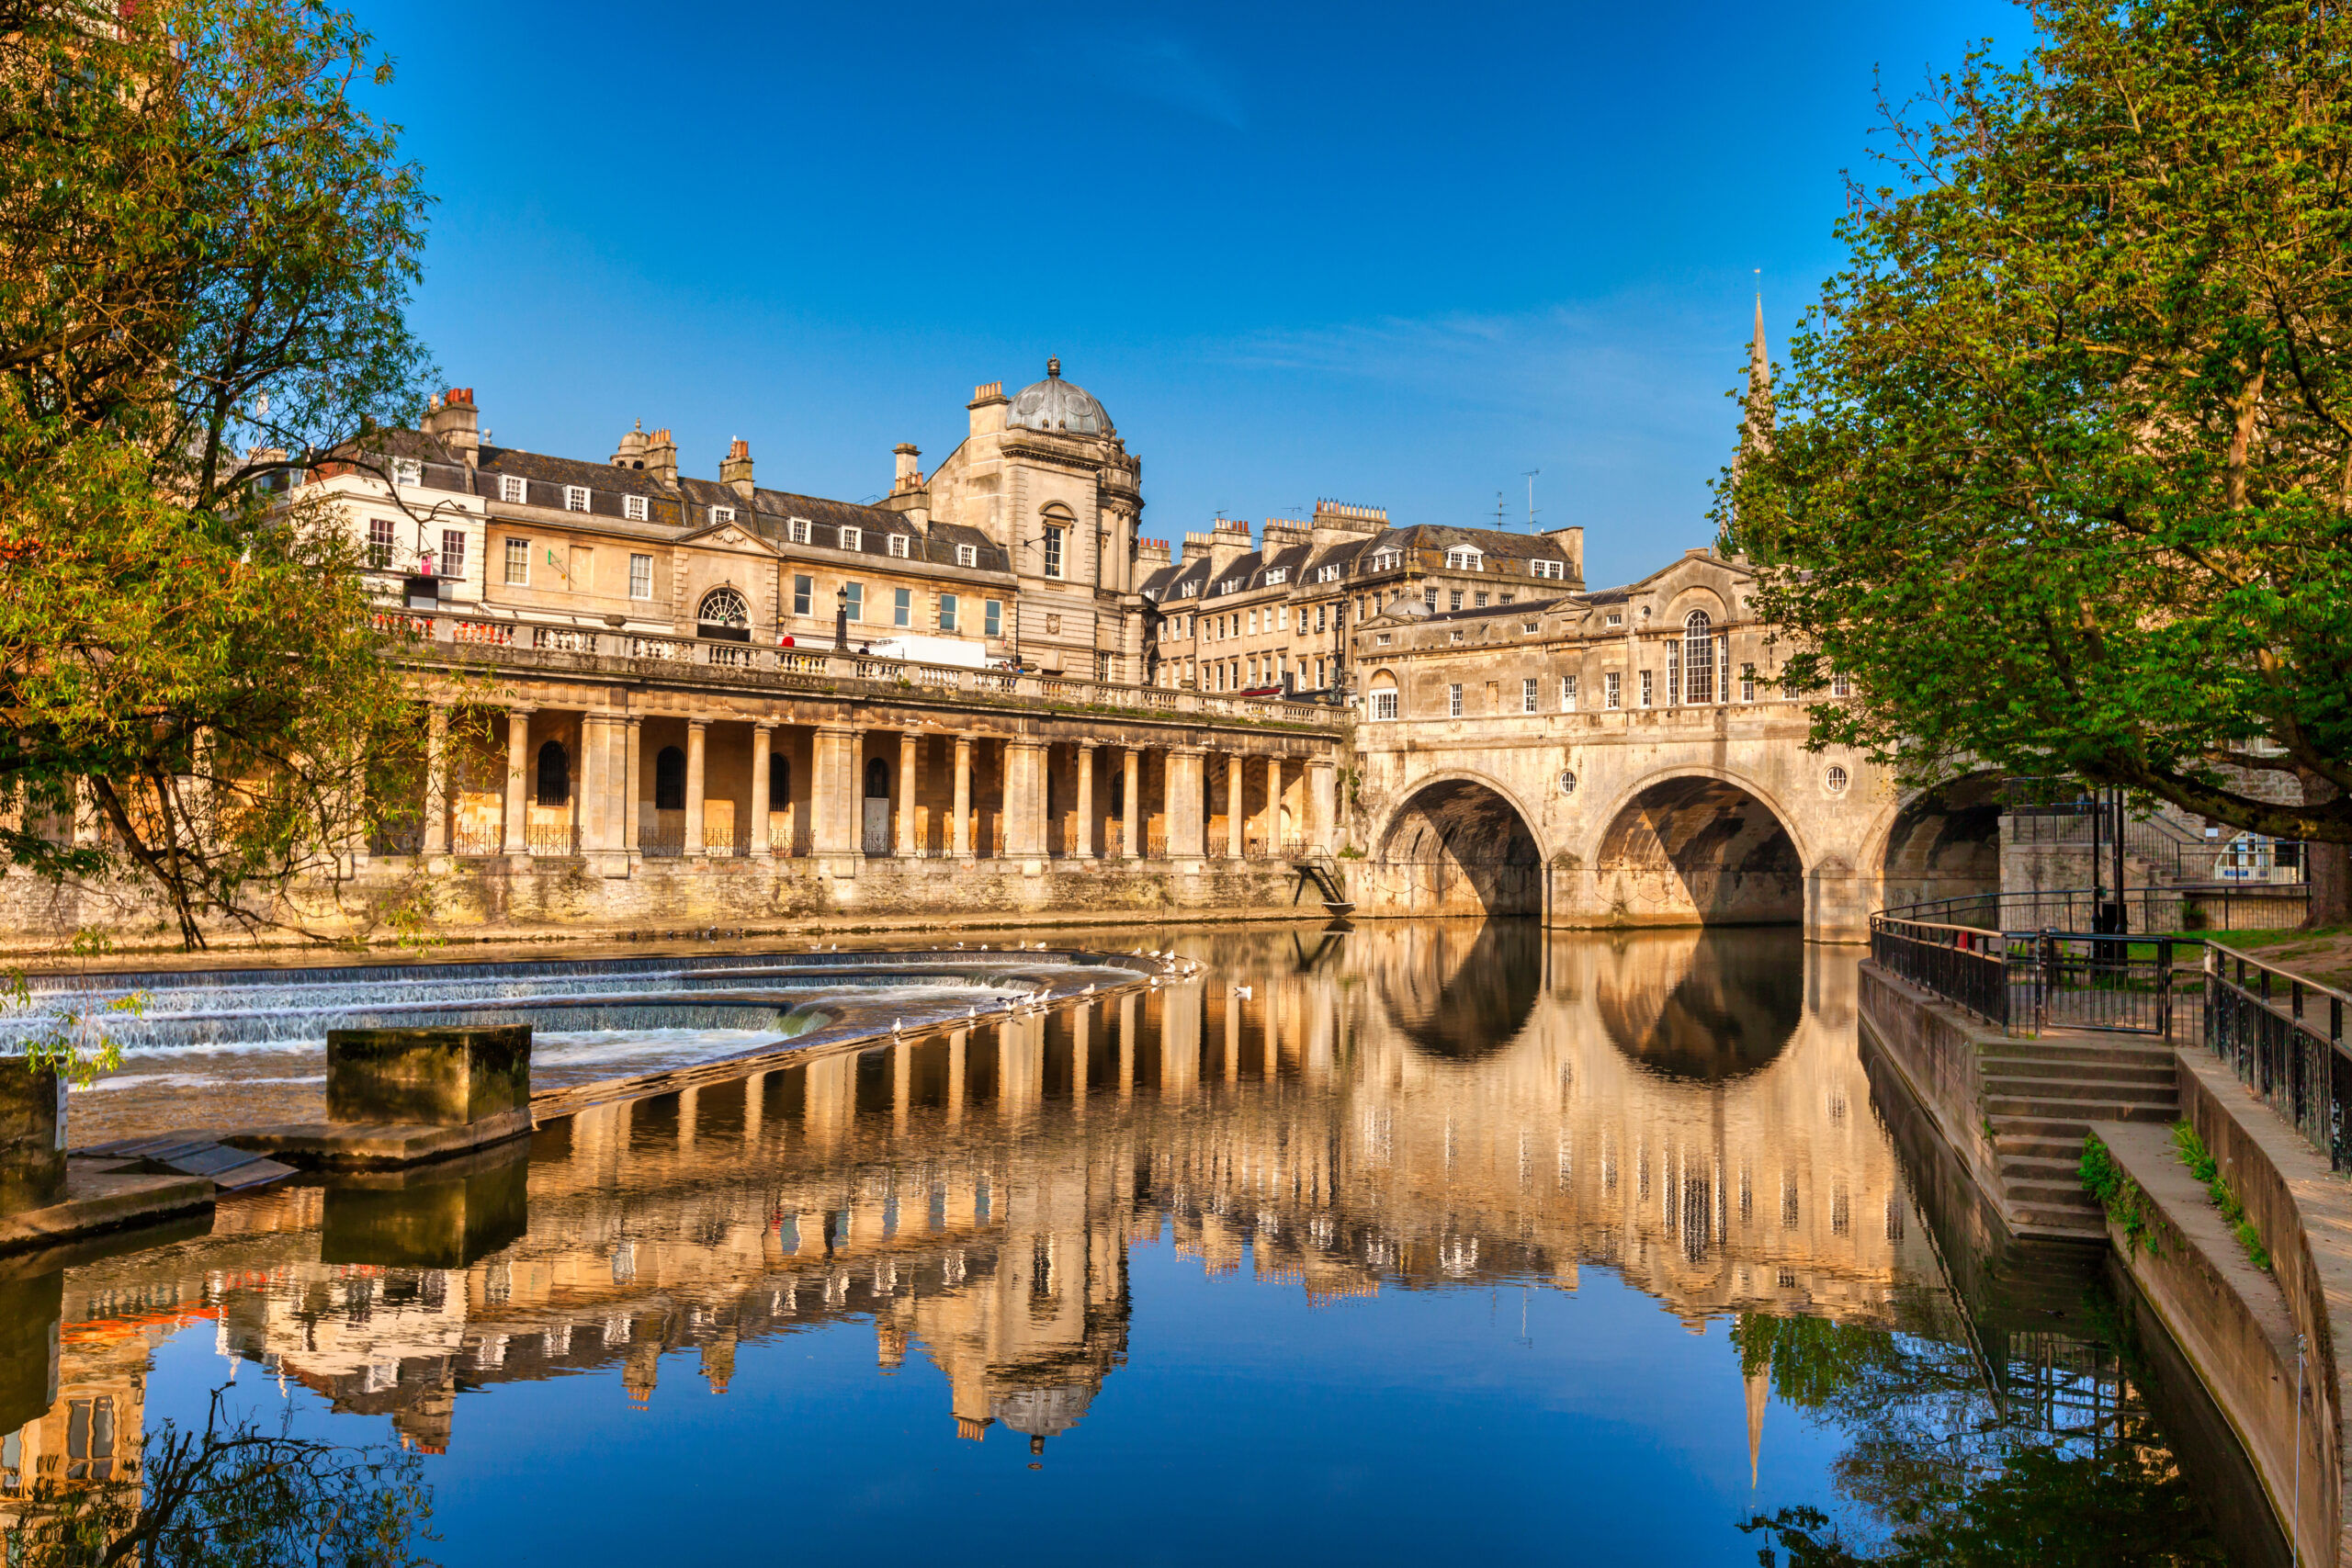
<box><xmin>1557</xmin><ymin>769</ymin><xmax>1578</xmax><ymax>797</ymax></box>
<box><xmin>1825</xmin><ymin>764</ymin><xmax>1850</xmax><ymax>796</ymax></box>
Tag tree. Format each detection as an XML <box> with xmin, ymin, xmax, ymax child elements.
<box><xmin>0</xmin><ymin>0</ymin><xmax>438</xmax><ymax>948</ymax></box>
<box><xmin>1724</xmin><ymin>0</ymin><xmax>2352</xmax><ymax>924</ymax></box>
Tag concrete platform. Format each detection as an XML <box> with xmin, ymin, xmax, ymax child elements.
<box><xmin>0</xmin><ymin>1161</ymin><xmax>215</xmax><ymax>1253</ymax></box>
<box><xmin>224</xmin><ymin>1107</ymin><xmax>533</xmax><ymax>1169</ymax></box>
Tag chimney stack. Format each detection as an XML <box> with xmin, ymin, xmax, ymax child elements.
<box><xmin>642</xmin><ymin>428</ymin><xmax>678</xmax><ymax>484</ymax></box>
<box><xmin>424</xmin><ymin>387</ymin><xmax>480</xmax><ymax>468</ymax></box>
<box><xmin>720</xmin><ymin>437</ymin><xmax>754</xmax><ymax>498</ymax></box>
<box><xmin>1136</xmin><ymin>537</ymin><xmax>1172</xmax><ymax>570</ymax></box>
<box><xmin>893</xmin><ymin>442</ymin><xmax>922</xmax><ymax>492</ymax></box>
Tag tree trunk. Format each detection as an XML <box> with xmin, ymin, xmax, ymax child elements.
<box><xmin>2299</xmin><ymin>766</ymin><xmax>2351</xmax><ymax>929</ymax></box>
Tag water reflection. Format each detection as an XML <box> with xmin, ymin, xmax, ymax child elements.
<box><xmin>0</xmin><ymin>923</ymin><xmax>2266</xmax><ymax>1563</ymax></box>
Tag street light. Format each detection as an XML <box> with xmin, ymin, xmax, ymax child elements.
<box><xmin>834</xmin><ymin>583</ymin><xmax>849</xmax><ymax>651</ymax></box>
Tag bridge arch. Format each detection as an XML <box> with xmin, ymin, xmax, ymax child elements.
<box><xmin>1865</xmin><ymin>772</ymin><xmax>2005</xmax><ymax>912</ymax></box>
<box><xmin>1584</xmin><ymin>766</ymin><xmax>1808</xmax><ymax>927</ymax></box>
<box><xmin>1364</xmin><ymin>769</ymin><xmax>1545</xmax><ymax>918</ymax></box>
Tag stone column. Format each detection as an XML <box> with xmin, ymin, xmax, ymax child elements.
<box><xmin>422</xmin><ymin>705</ymin><xmax>449</xmax><ymax>856</ymax></box>
<box><xmin>684</xmin><ymin>719</ymin><xmax>708</xmax><ymax>857</ymax></box>
<box><xmin>811</xmin><ymin>727</ymin><xmax>856</xmax><ymax>855</ymax></box>
<box><xmin>951</xmin><ymin>737</ymin><xmax>974</xmax><ymax>860</ymax></box>
<box><xmin>1005</xmin><ymin>739</ymin><xmax>1046</xmax><ymax>860</ymax></box>
<box><xmin>502</xmin><ymin>709</ymin><xmax>531</xmax><ymax>855</ymax></box>
<box><xmin>1306</xmin><ymin>759</ymin><xmax>1336</xmax><ymax>855</ymax></box>
<box><xmin>1225</xmin><ymin>752</ymin><xmax>1244</xmax><ymax>860</ymax></box>
<box><xmin>896</xmin><ymin>734</ymin><xmax>919</xmax><ymax>857</ymax></box>
<box><xmin>1265</xmin><ymin>755</ymin><xmax>1283</xmax><ymax>855</ymax></box>
<box><xmin>751</xmin><ymin>724</ymin><xmax>774</xmax><ymax>856</ymax></box>
<box><xmin>1075</xmin><ymin>742</ymin><xmax>1097</xmax><ymax>859</ymax></box>
<box><xmin>1124</xmin><ymin>749</ymin><xmax>1143</xmax><ymax>859</ymax></box>
<box><xmin>580</xmin><ymin>713</ymin><xmax>607</xmax><ymax>854</ymax></box>
<box><xmin>623</xmin><ymin>716</ymin><xmax>642</xmax><ymax>855</ymax></box>
<box><xmin>1168</xmin><ymin>747</ymin><xmax>1206</xmax><ymax>861</ymax></box>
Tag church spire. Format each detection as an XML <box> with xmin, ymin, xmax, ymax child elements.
<box><xmin>1744</xmin><ymin>280</ymin><xmax>1773</xmax><ymax>454</ymax></box>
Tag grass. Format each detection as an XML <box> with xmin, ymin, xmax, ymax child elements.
<box><xmin>2172</xmin><ymin>1122</ymin><xmax>2272</xmax><ymax>1273</ymax></box>
<box><xmin>2080</xmin><ymin>1133</ymin><xmax>2158</xmax><ymax>1257</ymax></box>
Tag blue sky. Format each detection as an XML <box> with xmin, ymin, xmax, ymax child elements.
<box><xmin>366</xmin><ymin>0</ymin><xmax>2017</xmax><ymax>590</ymax></box>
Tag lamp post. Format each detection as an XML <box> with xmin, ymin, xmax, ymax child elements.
<box><xmin>834</xmin><ymin>583</ymin><xmax>849</xmax><ymax>652</ymax></box>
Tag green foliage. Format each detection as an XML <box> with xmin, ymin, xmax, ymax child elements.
<box><xmin>2172</xmin><ymin>1120</ymin><xmax>2272</xmax><ymax>1271</ymax></box>
<box><xmin>2079</xmin><ymin>1132</ymin><xmax>2159</xmax><ymax>1255</ymax></box>
<box><xmin>0</xmin><ymin>0</ymin><xmax>438</xmax><ymax>949</ymax></box>
<box><xmin>1725</xmin><ymin>1</ymin><xmax>2352</xmax><ymax>851</ymax></box>
<box><xmin>0</xmin><ymin>1395</ymin><xmax>435</xmax><ymax>1567</ymax></box>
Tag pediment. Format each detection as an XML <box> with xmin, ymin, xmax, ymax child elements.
<box><xmin>680</xmin><ymin>520</ymin><xmax>776</xmax><ymax>555</ymax></box>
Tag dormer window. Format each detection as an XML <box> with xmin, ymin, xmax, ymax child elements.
<box><xmin>888</xmin><ymin>535</ymin><xmax>910</xmax><ymax>558</ymax></box>
<box><xmin>1315</xmin><ymin>564</ymin><xmax>1341</xmax><ymax>583</ymax></box>
<box><xmin>1532</xmin><ymin>558</ymin><xmax>1566</xmax><ymax>581</ymax></box>
<box><xmin>1264</xmin><ymin>567</ymin><xmax>1288</xmax><ymax>585</ymax></box>
<box><xmin>1368</xmin><ymin>548</ymin><xmax>1402</xmax><ymax>573</ymax></box>
<box><xmin>709</xmin><ymin>504</ymin><xmax>734</xmax><ymax>525</ymax></box>
<box><xmin>1522</xmin><ymin>620</ymin><xmax>1540</xmax><ymax>634</ymax></box>
<box><xmin>390</xmin><ymin>457</ymin><xmax>423</xmax><ymax>488</ymax></box>
<box><xmin>499</xmin><ymin>475</ymin><xmax>526</xmax><ymax>503</ymax></box>
<box><xmin>625</xmin><ymin>495</ymin><xmax>649</xmax><ymax>522</ymax></box>
<box><xmin>956</xmin><ymin>543</ymin><xmax>978</xmax><ymax>569</ymax></box>
<box><xmin>1445</xmin><ymin>546</ymin><xmax>1484</xmax><ymax>570</ymax></box>
<box><xmin>787</xmin><ymin>518</ymin><xmax>812</xmax><ymax>544</ymax></box>
<box><xmin>1605</xmin><ymin>611</ymin><xmax>1624</xmax><ymax>626</ymax></box>
<box><xmin>839</xmin><ymin>526</ymin><xmax>862</xmax><ymax>552</ymax></box>
<box><xmin>563</xmin><ymin>485</ymin><xmax>590</xmax><ymax>513</ymax></box>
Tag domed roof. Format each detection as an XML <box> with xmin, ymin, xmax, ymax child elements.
<box><xmin>1006</xmin><ymin>358</ymin><xmax>1110</xmax><ymax>436</ymax></box>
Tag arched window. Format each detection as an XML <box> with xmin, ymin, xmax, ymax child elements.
<box><xmin>1369</xmin><ymin>670</ymin><xmax>1400</xmax><ymax>721</ymax></box>
<box><xmin>865</xmin><ymin>757</ymin><xmax>890</xmax><ymax>798</ymax></box>
<box><xmin>698</xmin><ymin>585</ymin><xmax>750</xmax><ymax>642</ymax></box>
<box><xmin>655</xmin><ymin>746</ymin><xmax>686</xmax><ymax>810</ymax></box>
<box><xmin>1682</xmin><ymin>609</ymin><xmax>1715</xmax><ymax>705</ymax></box>
<box><xmin>769</xmin><ymin>754</ymin><xmax>789</xmax><ymax>811</ymax></box>
<box><xmin>535</xmin><ymin>740</ymin><xmax>569</xmax><ymax>806</ymax></box>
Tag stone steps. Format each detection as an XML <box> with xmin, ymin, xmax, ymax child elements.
<box><xmin>1984</xmin><ymin>1043</ymin><xmax>2180</xmax><ymax>1238</ymax></box>
<box><xmin>1984</xmin><ymin>1056</ymin><xmax>2177</xmax><ymax>1087</ymax></box>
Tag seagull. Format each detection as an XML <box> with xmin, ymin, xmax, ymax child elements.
<box><xmin>893</xmin><ymin>1019</ymin><xmax>904</xmax><ymax>1033</ymax></box>
<box><xmin>968</xmin><ymin>1006</ymin><xmax>978</xmax><ymax>1020</ymax></box>
<box><xmin>1082</xmin><ymin>985</ymin><xmax>1095</xmax><ymax>995</ymax></box>
<box><xmin>1232</xmin><ymin>985</ymin><xmax>1252</xmax><ymax>998</ymax></box>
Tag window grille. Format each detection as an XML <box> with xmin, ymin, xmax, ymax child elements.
<box><xmin>984</xmin><ymin>600</ymin><xmax>1002</xmax><ymax>637</ymax></box>
<box><xmin>625</xmin><ymin>495</ymin><xmax>648</xmax><ymax>522</ymax></box>
<box><xmin>1640</xmin><ymin>671</ymin><xmax>1654</xmax><ymax>707</ymax></box>
<box><xmin>1372</xmin><ymin>689</ymin><xmax>1399</xmax><ymax>720</ymax></box>
<box><xmin>1521</xmin><ymin>678</ymin><xmax>1538</xmax><ymax>714</ymax></box>
<box><xmin>1449</xmin><ymin>591</ymin><xmax>1464</xmax><ymax>612</ymax></box>
<box><xmin>893</xmin><ymin>587</ymin><xmax>911</xmax><ymax>627</ymax></box>
<box><xmin>956</xmin><ymin>544</ymin><xmax>977</xmax><ymax>568</ymax></box>
<box><xmin>1826</xmin><ymin>764</ymin><xmax>1850</xmax><ymax>795</ymax></box>
<box><xmin>1532</xmin><ymin>558</ymin><xmax>1565</xmax><ymax>580</ymax></box>
<box><xmin>499</xmin><ymin>475</ymin><xmax>527</xmax><ymax>503</ymax></box>
<box><xmin>939</xmin><ymin>593</ymin><xmax>959</xmax><ymax>631</ymax></box>
<box><xmin>629</xmin><ymin>554</ymin><xmax>652</xmax><ymax>599</ymax></box>
<box><xmin>1042</xmin><ymin>525</ymin><xmax>1065</xmax><ymax>578</ymax></box>
<box><xmin>504</xmin><ymin>537</ymin><xmax>529</xmax><ymax>586</ymax></box>
<box><xmin>563</xmin><ymin>485</ymin><xmax>589</xmax><ymax>513</ymax></box>
<box><xmin>787</xmin><ymin>518</ymin><xmax>812</xmax><ymax>544</ymax></box>
<box><xmin>391</xmin><ymin>457</ymin><xmax>423</xmax><ymax>488</ymax></box>
<box><xmin>840</xmin><ymin>526</ymin><xmax>861</xmax><ymax>552</ymax></box>
<box><xmin>1444</xmin><ymin>547</ymin><xmax>1483</xmax><ymax>570</ymax></box>
<box><xmin>1682</xmin><ymin>610</ymin><xmax>1715</xmax><ymax>704</ymax></box>
<box><xmin>793</xmin><ymin>574</ymin><xmax>813</xmax><ymax>616</ymax></box>
<box><xmin>1605</xmin><ymin>611</ymin><xmax>1623</xmax><ymax>626</ymax></box>
<box><xmin>367</xmin><ymin>518</ymin><xmax>395</xmax><ymax>570</ymax></box>
<box><xmin>440</xmin><ymin>529</ymin><xmax>467</xmax><ymax>579</ymax></box>
<box><xmin>1448</xmin><ymin>683</ymin><xmax>1464</xmax><ymax>717</ymax></box>
<box><xmin>1265</xmin><ymin>567</ymin><xmax>1287</xmax><ymax>584</ymax></box>
<box><xmin>1605</xmin><ymin>671</ymin><xmax>1622</xmax><ymax>709</ymax></box>
<box><xmin>711</xmin><ymin>504</ymin><xmax>734</xmax><ymax>525</ymax></box>
<box><xmin>888</xmin><ymin>535</ymin><xmax>910</xmax><ymax>558</ymax></box>
<box><xmin>1560</xmin><ymin>675</ymin><xmax>1578</xmax><ymax>711</ymax></box>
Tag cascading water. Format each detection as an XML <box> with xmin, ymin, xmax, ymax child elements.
<box><xmin>9</xmin><ymin>949</ymin><xmax>1135</xmax><ymax>1145</ymax></box>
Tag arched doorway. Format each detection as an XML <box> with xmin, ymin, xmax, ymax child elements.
<box><xmin>1593</xmin><ymin>775</ymin><xmax>1803</xmax><ymax>926</ymax></box>
<box><xmin>1368</xmin><ymin>779</ymin><xmax>1541</xmax><ymax>917</ymax></box>
<box><xmin>863</xmin><ymin>755</ymin><xmax>892</xmax><ymax>855</ymax></box>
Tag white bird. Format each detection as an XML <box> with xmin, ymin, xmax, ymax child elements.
<box><xmin>893</xmin><ymin>1019</ymin><xmax>904</xmax><ymax>1032</ymax></box>
<box><xmin>1082</xmin><ymin>984</ymin><xmax>1095</xmax><ymax>995</ymax></box>
<box><xmin>968</xmin><ymin>1006</ymin><xmax>978</xmax><ymax>1019</ymax></box>
<box><xmin>1232</xmin><ymin>984</ymin><xmax>1252</xmax><ymax>998</ymax></box>
<box><xmin>979</xmin><ymin>943</ymin><xmax>989</xmax><ymax>951</ymax></box>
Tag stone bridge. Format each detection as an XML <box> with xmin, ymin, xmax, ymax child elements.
<box><xmin>1341</xmin><ymin>549</ymin><xmax>2001</xmax><ymax>942</ymax></box>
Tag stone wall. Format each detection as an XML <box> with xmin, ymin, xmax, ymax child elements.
<box><xmin>0</xmin><ymin>857</ymin><xmax>1321</xmax><ymax>955</ymax></box>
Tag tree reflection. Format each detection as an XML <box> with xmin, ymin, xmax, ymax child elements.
<box><xmin>2</xmin><ymin>1393</ymin><xmax>434</xmax><ymax>1567</ymax></box>
<box><xmin>1732</xmin><ymin>1307</ymin><xmax>2228</xmax><ymax>1565</ymax></box>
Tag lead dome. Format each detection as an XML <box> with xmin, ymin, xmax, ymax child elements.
<box><xmin>1005</xmin><ymin>357</ymin><xmax>1111</xmax><ymax>436</ymax></box>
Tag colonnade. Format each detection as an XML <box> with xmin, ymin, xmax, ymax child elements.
<box><xmin>402</xmin><ymin>704</ymin><xmax>1338</xmax><ymax>866</ymax></box>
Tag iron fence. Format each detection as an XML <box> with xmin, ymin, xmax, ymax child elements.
<box><xmin>1146</xmin><ymin>828</ymin><xmax>1169</xmax><ymax>858</ymax></box>
<box><xmin>1871</xmin><ymin>916</ymin><xmax>2011</xmax><ymax>1028</ymax></box>
<box><xmin>639</xmin><ymin>832</ymin><xmax>685</xmax><ymax>858</ymax></box>
<box><xmin>450</xmin><ymin>825</ymin><xmax>503</xmax><ymax>857</ymax></box>
<box><xmin>2203</xmin><ymin>943</ymin><xmax>2352</xmax><ymax>1169</ymax></box>
<box><xmin>526</xmin><ymin>825</ymin><xmax>580</xmax><ymax>856</ymax></box>
<box><xmin>2018</xmin><ymin>933</ymin><xmax>2177</xmax><ymax>1036</ymax></box>
<box><xmin>1895</xmin><ymin>885</ymin><xmax>2307</xmax><ymax>935</ymax></box>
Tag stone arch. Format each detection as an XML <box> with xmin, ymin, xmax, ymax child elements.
<box><xmin>1366</xmin><ymin>770</ymin><xmax>1545</xmax><ymax>917</ymax></box>
<box><xmin>1589</xmin><ymin>768</ymin><xmax>1806</xmax><ymax>926</ymax></box>
<box><xmin>1376</xmin><ymin>919</ymin><xmax>1541</xmax><ymax>1058</ymax></box>
<box><xmin>1868</xmin><ymin>771</ymin><xmax>2006</xmax><ymax>912</ymax></box>
<box><xmin>1594</xmin><ymin>930</ymin><xmax>1804</xmax><ymax>1081</ymax></box>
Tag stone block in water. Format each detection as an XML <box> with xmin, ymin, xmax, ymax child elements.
<box><xmin>320</xmin><ymin>1141</ymin><xmax>529</xmax><ymax>1269</ymax></box>
<box><xmin>325</xmin><ymin>1025</ymin><xmax>530</xmax><ymax>1127</ymax></box>
<box><xmin>0</xmin><ymin>1270</ymin><xmax>62</xmax><ymax>1433</ymax></box>
<box><xmin>0</xmin><ymin>1067</ymin><xmax>65</xmax><ymax>1216</ymax></box>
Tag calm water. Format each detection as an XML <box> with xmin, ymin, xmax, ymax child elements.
<box><xmin>0</xmin><ymin>922</ymin><xmax>2278</xmax><ymax>1565</ymax></box>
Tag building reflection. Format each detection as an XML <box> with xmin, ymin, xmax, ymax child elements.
<box><xmin>9</xmin><ymin>926</ymin><xmax>1940</xmax><ymax>1468</ymax></box>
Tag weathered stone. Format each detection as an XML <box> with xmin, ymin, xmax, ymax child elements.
<box><xmin>0</xmin><ymin>1066</ymin><xmax>65</xmax><ymax>1217</ymax></box>
<box><xmin>319</xmin><ymin>1142</ymin><xmax>528</xmax><ymax>1269</ymax></box>
<box><xmin>326</xmin><ymin>1025</ymin><xmax>530</xmax><ymax>1127</ymax></box>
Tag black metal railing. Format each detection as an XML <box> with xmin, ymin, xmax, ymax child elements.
<box><xmin>2018</xmin><ymin>932</ymin><xmax>2177</xmax><ymax>1036</ymax></box>
<box><xmin>1894</xmin><ymin>884</ymin><xmax>2307</xmax><ymax>935</ymax></box>
<box><xmin>450</xmin><ymin>825</ymin><xmax>504</xmax><ymax>857</ymax></box>
<box><xmin>2203</xmin><ymin>943</ymin><xmax>2352</xmax><ymax>1169</ymax></box>
<box><xmin>639</xmin><ymin>832</ymin><xmax>685</xmax><ymax>858</ymax></box>
<box><xmin>1871</xmin><ymin>915</ymin><xmax>2011</xmax><ymax>1028</ymax></box>
<box><xmin>526</xmin><ymin>824</ymin><xmax>580</xmax><ymax>856</ymax></box>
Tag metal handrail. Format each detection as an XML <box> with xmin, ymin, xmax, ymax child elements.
<box><xmin>2204</xmin><ymin>940</ymin><xmax>2352</xmax><ymax>1168</ymax></box>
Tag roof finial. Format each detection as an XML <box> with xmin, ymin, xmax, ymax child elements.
<box><xmin>1046</xmin><ymin>355</ymin><xmax>1061</xmax><ymax>378</ymax></box>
